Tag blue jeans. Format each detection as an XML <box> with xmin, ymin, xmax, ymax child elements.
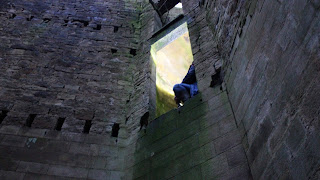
<box><xmin>173</xmin><ymin>82</ymin><xmax>198</xmax><ymax>103</ymax></box>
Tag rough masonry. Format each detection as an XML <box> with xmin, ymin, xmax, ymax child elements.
<box><xmin>0</xmin><ymin>0</ymin><xmax>319</xmax><ymax>179</ymax></box>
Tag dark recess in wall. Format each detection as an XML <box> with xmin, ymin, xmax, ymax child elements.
<box><xmin>210</xmin><ymin>68</ymin><xmax>222</xmax><ymax>88</ymax></box>
<box><xmin>139</xmin><ymin>112</ymin><xmax>149</xmax><ymax>132</ymax></box>
<box><xmin>94</xmin><ymin>24</ymin><xmax>102</xmax><ymax>30</ymax></box>
<box><xmin>83</xmin><ymin>120</ymin><xmax>92</xmax><ymax>134</ymax></box>
<box><xmin>27</xmin><ymin>15</ymin><xmax>34</xmax><ymax>21</ymax></box>
<box><xmin>55</xmin><ymin>117</ymin><xmax>65</xmax><ymax>131</ymax></box>
<box><xmin>111</xmin><ymin>123</ymin><xmax>120</xmax><ymax>137</ymax></box>
<box><xmin>114</xmin><ymin>26</ymin><xmax>119</xmax><ymax>33</ymax></box>
<box><xmin>111</xmin><ymin>49</ymin><xmax>118</xmax><ymax>54</ymax></box>
<box><xmin>25</xmin><ymin>114</ymin><xmax>37</xmax><ymax>127</ymax></box>
<box><xmin>43</xmin><ymin>18</ymin><xmax>51</xmax><ymax>23</ymax></box>
<box><xmin>9</xmin><ymin>14</ymin><xmax>16</xmax><ymax>19</ymax></box>
<box><xmin>0</xmin><ymin>110</ymin><xmax>9</xmax><ymax>124</ymax></box>
<box><xmin>130</xmin><ymin>49</ymin><xmax>137</xmax><ymax>56</ymax></box>
<box><xmin>72</xmin><ymin>19</ymin><xmax>89</xmax><ymax>27</ymax></box>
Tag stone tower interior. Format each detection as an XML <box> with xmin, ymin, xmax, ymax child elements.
<box><xmin>0</xmin><ymin>0</ymin><xmax>319</xmax><ymax>179</ymax></box>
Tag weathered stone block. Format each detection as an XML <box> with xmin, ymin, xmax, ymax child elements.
<box><xmin>177</xmin><ymin>102</ymin><xmax>207</xmax><ymax>127</ymax></box>
<box><xmin>200</xmin><ymin>103</ymin><xmax>232</xmax><ymax>130</ymax></box>
<box><xmin>75</xmin><ymin>109</ymin><xmax>95</xmax><ymax>121</ymax></box>
<box><xmin>18</xmin><ymin>127</ymin><xmax>47</xmax><ymax>138</ymax></box>
<box><xmin>214</xmin><ymin>129</ymin><xmax>242</xmax><ymax>154</ymax></box>
<box><xmin>99</xmin><ymin>145</ymin><xmax>118</xmax><ymax>157</ymax></box>
<box><xmin>0</xmin><ymin>125</ymin><xmax>21</xmax><ymax>135</ymax></box>
<box><xmin>91</xmin><ymin>157</ymin><xmax>108</xmax><ymax>169</ymax></box>
<box><xmin>109</xmin><ymin>171</ymin><xmax>124</xmax><ymax>180</ymax></box>
<box><xmin>85</xmin><ymin>134</ymin><xmax>116</xmax><ymax>146</ymax></box>
<box><xmin>1</xmin><ymin>135</ymin><xmax>27</xmax><ymax>147</ymax></box>
<box><xmin>247</xmin><ymin>117</ymin><xmax>274</xmax><ymax>163</ymax></box>
<box><xmin>47</xmin><ymin>165</ymin><xmax>88</xmax><ymax>178</ymax></box>
<box><xmin>23</xmin><ymin>173</ymin><xmax>82</xmax><ymax>180</ymax></box>
<box><xmin>218</xmin><ymin>115</ymin><xmax>237</xmax><ymax>135</ymax></box>
<box><xmin>250</xmin><ymin>144</ymin><xmax>272</xmax><ymax>179</ymax></box>
<box><xmin>60</xmin><ymin>132</ymin><xmax>86</xmax><ymax>143</ymax></box>
<box><xmin>163</xmin><ymin>151</ymin><xmax>196</xmax><ymax>179</ymax></box>
<box><xmin>198</xmin><ymin>122</ymin><xmax>220</xmax><ymax>146</ymax></box>
<box><xmin>0</xmin><ymin>170</ymin><xmax>24</xmax><ymax>180</ymax></box>
<box><xmin>285</xmin><ymin>117</ymin><xmax>305</xmax><ymax>153</ymax></box>
<box><xmin>17</xmin><ymin>161</ymin><xmax>49</xmax><ymax>174</ymax></box>
<box><xmin>0</xmin><ymin>157</ymin><xmax>19</xmax><ymax>171</ymax></box>
<box><xmin>88</xmin><ymin>169</ymin><xmax>108</xmax><ymax>180</ymax></box>
<box><xmin>207</xmin><ymin>91</ymin><xmax>229</xmax><ymax>111</ymax></box>
<box><xmin>106</xmin><ymin>156</ymin><xmax>124</xmax><ymax>171</ymax></box>
<box><xmin>151</xmin><ymin>134</ymin><xmax>199</xmax><ymax>169</ymax></box>
<box><xmin>226</xmin><ymin>144</ymin><xmax>247</xmax><ymax>169</ymax></box>
<box><xmin>32</xmin><ymin>115</ymin><xmax>58</xmax><ymax>129</ymax></box>
<box><xmin>69</xmin><ymin>143</ymin><xmax>99</xmax><ymax>156</ymax></box>
<box><xmin>220</xmin><ymin>164</ymin><xmax>252</xmax><ymax>180</ymax></box>
<box><xmin>201</xmin><ymin>153</ymin><xmax>228</xmax><ymax>179</ymax></box>
<box><xmin>43</xmin><ymin>130</ymin><xmax>61</xmax><ymax>140</ymax></box>
<box><xmin>133</xmin><ymin>159</ymin><xmax>151</xmax><ymax>179</ymax></box>
<box><xmin>193</xmin><ymin>140</ymin><xmax>216</xmax><ymax>166</ymax></box>
<box><xmin>171</xmin><ymin>165</ymin><xmax>202</xmax><ymax>180</ymax></box>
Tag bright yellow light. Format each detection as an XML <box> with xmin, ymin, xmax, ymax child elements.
<box><xmin>151</xmin><ymin>22</ymin><xmax>194</xmax><ymax>117</ymax></box>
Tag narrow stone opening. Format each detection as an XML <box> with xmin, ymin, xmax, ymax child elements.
<box><xmin>210</xmin><ymin>68</ymin><xmax>222</xmax><ymax>88</ymax></box>
<box><xmin>25</xmin><ymin>114</ymin><xmax>37</xmax><ymax>127</ymax></box>
<box><xmin>140</xmin><ymin>112</ymin><xmax>149</xmax><ymax>131</ymax></box>
<box><xmin>0</xmin><ymin>110</ymin><xmax>9</xmax><ymax>124</ymax></box>
<box><xmin>130</xmin><ymin>49</ymin><xmax>137</xmax><ymax>56</ymax></box>
<box><xmin>151</xmin><ymin>22</ymin><xmax>194</xmax><ymax>117</ymax></box>
<box><xmin>94</xmin><ymin>24</ymin><xmax>102</xmax><ymax>30</ymax></box>
<box><xmin>83</xmin><ymin>120</ymin><xmax>92</xmax><ymax>134</ymax></box>
<box><xmin>83</xmin><ymin>21</ymin><xmax>89</xmax><ymax>27</ymax></box>
<box><xmin>111</xmin><ymin>123</ymin><xmax>120</xmax><ymax>137</ymax></box>
<box><xmin>10</xmin><ymin>14</ymin><xmax>16</xmax><ymax>19</ymax></box>
<box><xmin>72</xmin><ymin>20</ymin><xmax>89</xmax><ymax>27</ymax></box>
<box><xmin>43</xmin><ymin>18</ymin><xmax>51</xmax><ymax>23</ymax></box>
<box><xmin>111</xmin><ymin>49</ymin><xmax>118</xmax><ymax>54</ymax></box>
<box><xmin>114</xmin><ymin>26</ymin><xmax>119</xmax><ymax>33</ymax></box>
<box><xmin>27</xmin><ymin>16</ymin><xmax>34</xmax><ymax>21</ymax></box>
<box><xmin>63</xmin><ymin>20</ymin><xmax>68</xmax><ymax>26</ymax></box>
<box><xmin>54</xmin><ymin>117</ymin><xmax>65</xmax><ymax>131</ymax></box>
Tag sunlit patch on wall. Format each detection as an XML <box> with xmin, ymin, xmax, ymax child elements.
<box><xmin>151</xmin><ymin>22</ymin><xmax>194</xmax><ymax>117</ymax></box>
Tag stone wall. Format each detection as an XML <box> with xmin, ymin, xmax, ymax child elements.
<box><xmin>123</xmin><ymin>2</ymin><xmax>164</xmax><ymax>179</ymax></box>
<box><xmin>0</xmin><ymin>122</ymin><xmax>125</xmax><ymax>179</ymax></box>
<box><xmin>0</xmin><ymin>0</ymin><xmax>141</xmax><ymax>134</ymax></box>
<box><xmin>182</xmin><ymin>0</ymin><xmax>320</xmax><ymax>179</ymax></box>
<box><xmin>129</xmin><ymin>0</ymin><xmax>251</xmax><ymax>179</ymax></box>
<box><xmin>0</xmin><ymin>0</ymin><xmax>146</xmax><ymax>179</ymax></box>
<box><xmin>132</xmin><ymin>88</ymin><xmax>251</xmax><ymax>179</ymax></box>
<box><xmin>0</xmin><ymin>0</ymin><xmax>318</xmax><ymax>179</ymax></box>
<box><xmin>224</xmin><ymin>1</ymin><xmax>320</xmax><ymax>179</ymax></box>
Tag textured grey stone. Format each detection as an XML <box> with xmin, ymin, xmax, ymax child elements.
<box><xmin>47</xmin><ymin>165</ymin><xmax>88</xmax><ymax>178</ymax></box>
<box><xmin>16</xmin><ymin>161</ymin><xmax>49</xmax><ymax>174</ymax></box>
<box><xmin>0</xmin><ymin>170</ymin><xmax>24</xmax><ymax>180</ymax></box>
<box><xmin>1</xmin><ymin>135</ymin><xmax>27</xmax><ymax>147</ymax></box>
<box><xmin>0</xmin><ymin>0</ymin><xmax>317</xmax><ymax>179</ymax></box>
<box><xmin>0</xmin><ymin>125</ymin><xmax>20</xmax><ymax>135</ymax></box>
<box><xmin>87</xmin><ymin>169</ymin><xmax>108</xmax><ymax>180</ymax></box>
<box><xmin>0</xmin><ymin>157</ymin><xmax>20</xmax><ymax>171</ymax></box>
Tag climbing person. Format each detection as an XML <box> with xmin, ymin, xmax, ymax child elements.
<box><xmin>173</xmin><ymin>64</ymin><xmax>198</xmax><ymax>108</ymax></box>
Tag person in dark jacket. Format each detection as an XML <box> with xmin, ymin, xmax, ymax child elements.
<box><xmin>173</xmin><ymin>64</ymin><xmax>198</xmax><ymax>107</ymax></box>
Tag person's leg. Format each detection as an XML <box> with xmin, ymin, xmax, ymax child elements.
<box><xmin>173</xmin><ymin>84</ymin><xmax>191</xmax><ymax>103</ymax></box>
